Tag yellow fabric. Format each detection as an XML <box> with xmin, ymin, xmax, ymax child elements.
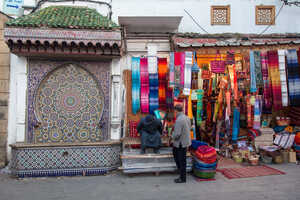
<box><xmin>188</xmin><ymin>90</ymin><xmax>193</xmax><ymax>119</ymax></box>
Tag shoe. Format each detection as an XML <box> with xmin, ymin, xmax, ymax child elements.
<box><xmin>174</xmin><ymin>178</ymin><xmax>186</xmax><ymax>183</ymax></box>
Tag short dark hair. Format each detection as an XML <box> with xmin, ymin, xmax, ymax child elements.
<box><xmin>174</xmin><ymin>104</ymin><xmax>183</xmax><ymax>112</ymax></box>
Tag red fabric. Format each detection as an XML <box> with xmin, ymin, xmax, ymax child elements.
<box><xmin>158</xmin><ymin>58</ymin><xmax>168</xmax><ymax>110</ymax></box>
<box><xmin>140</xmin><ymin>58</ymin><xmax>149</xmax><ymax>113</ymax></box>
<box><xmin>129</xmin><ymin>121</ymin><xmax>139</xmax><ymax>138</ymax></box>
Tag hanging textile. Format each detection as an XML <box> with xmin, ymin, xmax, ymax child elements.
<box><xmin>166</xmin><ymin>87</ymin><xmax>174</xmax><ymax>110</ymax></box>
<box><xmin>261</xmin><ymin>51</ymin><xmax>272</xmax><ymax>113</ymax></box>
<box><xmin>188</xmin><ymin>90</ymin><xmax>193</xmax><ymax>119</ymax></box>
<box><xmin>148</xmin><ymin>56</ymin><xmax>157</xmax><ymax>74</ymax></box>
<box><xmin>140</xmin><ymin>57</ymin><xmax>149</xmax><ymax>113</ymax></box>
<box><xmin>268</xmin><ymin>50</ymin><xmax>282</xmax><ymax>110</ymax></box>
<box><xmin>225</xmin><ymin>91</ymin><xmax>231</xmax><ymax>138</ymax></box>
<box><xmin>131</xmin><ymin>57</ymin><xmax>140</xmax><ymax>114</ymax></box>
<box><xmin>250</xmin><ymin>51</ymin><xmax>257</xmax><ymax>93</ymax></box>
<box><xmin>226</xmin><ymin>50</ymin><xmax>235</xmax><ymax>65</ymax></box>
<box><xmin>198</xmin><ymin>68</ymin><xmax>203</xmax><ymax>90</ymax></box>
<box><xmin>278</xmin><ymin>50</ymin><xmax>288</xmax><ymax>107</ymax></box>
<box><xmin>183</xmin><ymin>51</ymin><xmax>193</xmax><ymax>95</ymax></box>
<box><xmin>149</xmin><ymin>73</ymin><xmax>159</xmax><ymax>114</ymax></box>
<box><xmin>286</xmin><ymin>49</ymin><xmax>300</xmax><ymax>106</ymax></box>
<box><xmin>180</xmin><ymin>52</ymin><xmax>185</xmax><ymax>88</ymax></box>
<box><xmin>246</xmin><ymin>94</ymin><xmax>252</xmax><ymax>128</ymax></box>
<box><xmin>233</xmin><ymin>65</ymin><xmax>238</xmax><ymax>102</ymax></box>
<box><xmin>253</xmin><ymin>96</ymin><xmax>261</xmax><ymax>130</ymax></box>
<box><xmin>253</xmin><ymin>51</ymin><xmax>263</xmax><ymax>88</ymax></box>
<box><xmin>191</xmin><ymin>52</ymin><xmax>200</xmax><ymax>89</ymax></box>
<box><xmin>232</xmin><ymin>107</ymin><xmax>240</xmax><ymax>142</ymax></box>
<box><xmin>158</xmin><ymin>58</ymin><xmax>168</xmax><ymax>109</ymax></box>
<box><xmin>169</xmin><ymin>53</ymin><xmax>175</xmax><ymax>88</ymax></box>
<box><xmin>174</xmin><ymin>52</ymin><xmax>181</xmax><ymax>88</ymax></box>
<box><xmin>196</xmin><ymin>89</ymin><xmax>204</xmax><ymax>126</ymax></box>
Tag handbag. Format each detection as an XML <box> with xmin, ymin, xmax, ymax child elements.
<box><xmin>210</xmin><ymin>50</ymin><xmax>225</xmax><ymax>73</ymax></box>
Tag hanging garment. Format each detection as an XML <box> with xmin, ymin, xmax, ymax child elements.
<box><xmin>254</xmin><ymin>51</ymin><xmax>263</xmax><ymax>88</ymax></box>
<box><xmin>286</xmin><ymin>49</ymin><xmax>300</xmax><ymax>106</ymax></box>
<box><xmin>169</xmin><ymin>53</ymin><xmax>175</xmax><ymax>88</ymax></box>
<box><xmin>233</xmin><ymin>65</ymin><xmax>238</xmax><ymax>102</ymax></box>
<box><xmin>198</xmin><ymin>68</ymin><xmax>203</xmax><ymax>90</ymax></box>
<box><xmin>253</xmin><ymin>96</ymin><xmax>261</xmax><ymax>130</ymax></box>
<box><xmin>192</xmin><ymin>52</ymin><xmax>200</xmax><ymax>89</ymax></box>
<box><xmin>226</xmin><ymin>50</ymin><xmax>235</xmax><ymax>65</ymax></box>
<box><xmin>232</xmin><ymin>107</ymin><xmax>240</xmax><ymax>142</ymax></box>
<box><xmin>148</xmin><ymin>56</ymin><xmax>157</xmax><ymax>74</ymax></box>
<box><xmin>250</xmin><ymin>51</ymin><xmax>257</xmax><ymax>93</ymax></box>
<box><xmin>261</xmin><ymin>51</ymin><xmax>272</xmax><ymax>113</ymax></box>
<box><xmin>149</xmin><ymin>73</ymin><xmax>159</xmax><ymax>114</ymax></box>
<box><xmin>188</xmin><ymin>90</ymin><xmax>193</xmax><ymax>119</ymax></box>
<box><xmin>166</xmin><ymin>87</ymin><xmax>174</xmax><ymax>110</ymax></box>
<box><xmin>183</xmin><ymin>51</ymin><xmax>193</xmax><ymax>95</ymax></box>
<box><xmin>181</xmin><ymin>52</ymin><xmax>185</xmax><ymax>88</ymax></box>
<box><xmin>174</xmin><ymin>52</ymin><xmax>181</xmax><ymax>87</ymax></box>
<box><xmin>278</xmin><ymin>50</ymin><xmax>288</xmax><ymax>107</ymax></box>
<box><xmin>158</xmin><ymin>58</ymin><xmax>168</xmax><ymax>110</ymax></box>
<box><xmin>268</xmin><ymin>50</ymin><xmax>282</xmax><ymax>110</ymax></box>
<box><xmin>196</xmin><ymin>89</ymin><xmax>204</xmax><ymax>126</ymax></box>
<box><xmin>246</xmin><ymin>94</ymin><xmax>252</xmax><ymax>128</ymax></box>
<box><xmin>131</xmin><ymin>57</ymin><xmax>140</xmax><ymax>114</ymax></box>
<box><xmin>140</xmin><ymin>57</ymin><xmax>149</xmax><ymax>113</ymax></box>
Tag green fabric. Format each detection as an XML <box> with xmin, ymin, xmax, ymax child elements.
<box><xmin>6</xmin><ymin>6</ymin><xmax>119</xmax><ymax>29</ymax></box>
<box><xmin>193</xmin><ymin>168</ymin><xmax>216</xmax><ymax>179</ymax></box>
<box><xmin>196</xmin><ymin>89</ymin><xmax>204</xmax><ymax>126</ymax></box>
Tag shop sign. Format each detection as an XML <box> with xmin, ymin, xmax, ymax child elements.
<box><xmin>3</xmin><ymin>0</ymin><xmax>24</xmax><ymax>16</ymax></box>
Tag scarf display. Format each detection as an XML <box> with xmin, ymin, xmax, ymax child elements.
<box><xmin>131</xmin><ymin>57</ymin><xmax>140</xmax><ymax>114</ymax></box>
<box><xmin>169</xmin><ymin>53</ymin><xmax>175</xmax><ymax>88</ymax></box>
<box><xmin>253</xmin><ymin>96</ymin><xmax>261</xmax><ymax>130</ymax></box>
<box><xmin>166</xmin><ymin>87</ymin><xmax>174</xmax><ymax>110</ymax></box>
<box><xmin>232</xmin><ymin>107</ymin><xmax>240</xmax><ymax>142</ymax></box>
<box><xmin>174</xmin><ymin>52</ymin><xmax>181</xmax><ymax>88</ymax></box>
<box><xmin>246</xmin><ymin>94</ymin><xmax>252</xmax><ymax>128</ymax></box>
<box><xmin>260</xmin><ymin>52</ymin><xmax>272</xmax><ymax>113</ymax></box>
<box><xmin>286</xmin><ymin>49</ymin><xmax>300</xmax><ymax>106</ymax></box>
<box><xmin>249</xmin><ymin>51</ymin><xmax>257</xmax><ymax>93</ymax></box>
<box><xmin>192</xmin><ymin>52</ymin><xmax>200</xmax><ymax>89</ymax></box>
<box><xmin>140</xmin><ymin>57</ymin><xmax>149</xmax><ymax>113</ymax></box>
<box><xmin>148</xmin><ymin>56</ymin><xmax>157</xmax><ymax>74</ymax></box>
<box><xmin>158</xmin><ymin>58</ymin><xmax>168</xmax><ymax>109</ymax></box>
<box><xmin>183</xmin><ymin>51</ymin><xmax>193</xmax><ymax>95</ymax></box>
<box><xmin>278</xmin><ymin>50</ymin><xmax>288</xmax><ymax>107</ymax></box>
<box><xmin>149</xmin><ymin>73</ymin><xmax>159</xmax><ymax>114</ymax></box>
<box><xmin>196</xmin><ymin>89</ymin><xmax>204</xmax><ymax>126</ymax></box>
<box><xmin>180</xmin><ymin>52</ymin><xmax>185</xmax><ymax>88</ymax></box>
<box><xmin>254</xmin><ymin>51</ymin><xmax>263</xmax><ymax>88</ymax></box>
<box><xmin>268</xmin><ymin>50</ymin><xmax>282</xmax><ymax>110</ymax></box>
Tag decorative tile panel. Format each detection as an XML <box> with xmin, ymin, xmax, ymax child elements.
<box><xmin>27</xmin><ymin>60</ymin><xmax>111</xmax><ymax>143</ymax></box>
<box><xmin>211</xmin><ymin>6</ymin><xmax>230</xmax><ymax>25</ymax></box>
<box><xmin>256</xmin><ymin>6</ymin><xmax>275</xmax><ymax>25</ymax></box>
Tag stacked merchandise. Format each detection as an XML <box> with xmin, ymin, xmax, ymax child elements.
<box><xmin>191</xmin><ymin>140</ymin><xmax>217</xmax><ymax>179</ymax></box>
<box><xmin>294</xmin><ymin>132</ymin><xmax>300</xmax><ymax>159</ymax></box>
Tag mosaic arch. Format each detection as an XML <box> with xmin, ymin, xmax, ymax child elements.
<box><xmin>27</xmin><ymin>61</ymin><xmax>111</xmax><ymax>143</ymax></box>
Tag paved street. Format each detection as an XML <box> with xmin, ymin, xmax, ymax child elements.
<box><xmin>0</xmin><ymin>163</ymin><xmax>299</xmax><ymax>200</ymax></box>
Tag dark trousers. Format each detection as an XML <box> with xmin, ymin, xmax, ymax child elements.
<box><xmin>172</xmin><ymin>145</ymin><xmax>187</xmax><ymax>181</ymax></box>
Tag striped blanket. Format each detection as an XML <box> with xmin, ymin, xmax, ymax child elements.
<box><xmin>268</xmin><ymin>51</ymin><xmax>282</xmax><ymax>110</ymax></box>
<box><xmin>261</xmin><ymin>52</ymin><xmax>272</xmax><ymax>113</ymax></box>
<box><xmin>286</xmin><ymin>49</ymin><xmax>300</xmax><ymax>106</ymax></box>
<box><xmin>131</xmin><ymin>57</ymin><xmax>140</xmax><ymax>114</ymax></box>
<box><xmin>278</xmin><ymin>50</ymin><xmax>288</xmax><ymax>107</ymax></box>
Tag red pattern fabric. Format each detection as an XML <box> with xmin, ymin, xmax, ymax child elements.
<box><xmin>129</xmin><ymin>121</ymin><xmax>139</xmax><ymax>138</ymax></box>
<box><xmin>140</xmin><ymin>58</ymin><xmax>149</xmax><ymax>113</ymax></box>
<box><xmin>158</xmin><ymin>58</ymin><xmax>168</xmax><ymax>109</ymax></box>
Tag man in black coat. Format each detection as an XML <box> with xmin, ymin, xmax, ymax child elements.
<box><xmin>137</xmin><ymin>114</ymin><xmax>162</xmax><ymax>154</ymax></box>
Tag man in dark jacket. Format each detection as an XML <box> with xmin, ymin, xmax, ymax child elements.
<box><xmin>172</xmin><ymin>104</ymin><xmax>191</xmax><ymax>183</ymax></box>
<box><xmin>137</xmin><ymin>114</ymin><xmax>162</xmax><ymax>154</ymax></box>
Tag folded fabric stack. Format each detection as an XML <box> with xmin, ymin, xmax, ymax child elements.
<box><xmin>192</xmin><ymin>144</ymin><xmax>217</xmax><ymax>179</ymax></box>
<box><xmin>294</xmin><ymin>132</ymin><xmax>300</xmax><ymax>158</ymax></box>
<box><xmin>248</xmin><ymin>128</ymin><xmax>262</xmax><ymax>140</ymax></box>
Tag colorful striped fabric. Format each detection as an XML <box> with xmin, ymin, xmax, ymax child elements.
<box><xmin>131</xmin><ymin>57</ymin><xmax>140</xmax><ymax>114</ymax></box>
<box><xmin>166</xmin><ymin>87</ymin><xmax>174</xmax><ymax>110</ymax></box>
<box><xmin>174</xmin><ymin>52</ymin><xmax>181</xmax><ymax>88</ymax></box>
<box><xmin>149</xmin><ymin>73</ymin><xmax>159</xmax><ymax>114</ymax></box>
<box><xmin>232</xmin><ymin>107</ymin><xmax>240</xmax><ymax>141</ymax></box>
<box><xmin>260</xmin><ymin>52</ymin><xmax>272</xmax><ymax>113</ymax></box>
<box><xmin>148</xmin><ymin>56</ymin><xmax>157</xmax><ymax>74</ymax></box>
<box><xmin>278</xmin><ymin>50</ymin><xmax>288</xmax><ymax>107</ymax></box>
<box><xmin>158</xmin><ymin>58</ymin><xmax>168</xmax><ymax>109</ymax></box>
<box><xmin>286</xmin><ymin>49</ymin><xmax>300</xmax><ymax>106</ymax></box>
<box><xmin>226</xmin><ymin>50</ymin><xmax>235</xmax><ymax>65</ymax></box>
<box><xmin>140</xmin><ymin>57</ymin><xmax>149</xmax><ymax>113</ymax></box>
<box><xmin>180</xmin><ymin>52</ymin><xmax>185</xmax><ymax>88</ymax></box>
<box><xmin>253</xmin><ymin>96</ymin><xmax>261</xmax><ymax>130</ymax></box>
<box><xmin>183</xmin><ymin>51</ymin><xmax>193</xmax><ymax>95</ymax></box>
<box><xmin>196</xmin><ymin>89</ymin><xmax>204</xmax><ymax>126</ymax></box>
<box><xmin>250</xmin><ymin>51</ymin><xmax>257</xmax><ymax>93</ymax></box>
<box><xmin>268</xmin><ymin>50</ymin><xmax>282</xmax><ymax>110</ymax></box>
<box><xmin>192</xmin><ymin>52</ymin><xmax>200</xmax><ymax>89</ymax></box>
<box><xmin>254</xmin><ymin>51</ymin><xmax>263</xmax><ymax>88</ymax></box>
<box><xmin>169</xmin><ymin>53</ymin><xmax>175</xmax><ymax>88</ymax></box>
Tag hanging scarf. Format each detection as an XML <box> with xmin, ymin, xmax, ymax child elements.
<box><xmin>166</xmin><ymin>87</ymin><xmax>174</xmax><ymax>110</ymax></box>
<box><xmin>268</xmin><ymin>50</ymin><xmax>282</xmax><ymax>110</ymax></box>
<box><xmin>278</xmin><ymin>50</ymin><xmax>288</xmax><ymax>107</ymax></box>
<box><xmin>226</xmin><ymin>50</ymin><xmax>235</xmax><ymax>65</ymax></box>
<box><xmin>228</xmin><ymin>65</ymin><xmax>234</xmax><ymax>92</ymax></box>
<box><xmin>261</xmin><ymin>51</ymin><xmax>272</xmax><ymax>113</ymax></box>
<box><xmin>148</xmin><ymin>56</ymin><xmax>157</xmax><ymax>74</ymax></box>
<box><xmin>131</xmin><ymin>57</ymin><xmax>140</xmax><ymax>114</ymax></box>
<box><xmin>253</xmin><ymin>96</ymin><xmax>261</xmax><ymax>130</ymax></box>
<box><xmin>183</xmin><ymin>51</ymin><xmax>193</xmax><ymax>95</ymax></box>
<box><xmin>192</xmin><ymin>52</ymin><xmax>200</xmax><ymax>89</ymax></box>
<box><xmin>198</xmin><ymin>68</ymin><xmax>203</xmax><ymax>90</ymax></box>
<box><xmin>158</xmin><ymin>58</ymin><xmax>168</xmax><ymax>110</ymax></box>
<box><xmin>140</xmin><ymin>57</ymin><xmax>149</xmax><ymax>113</ymax></box>
<box><xmin>250</xmin><ymin>51</ymin><xmax>257</xmax><ymax>93</ymax></box>
<box><xmin>254</xmin><ymin>51</ymin><xmax>263</xmax><ymax>88</ymax></box>
<box><xmin>180</xmin><ymin>52</ymin><xmax>185</xmax><ymax>88</ymax></box>
<box><xmin>225</xmin><ymin>91</ymin><xmax>231</xmax><ymax>137</ymax></box>
<box><xmin>149</xmin><ymin>73</ymin><xmax>159</xmax><ymax>114</ymax></box>
<box><xmin>174</xmin><ymin>52</ymin><xmax>181</xmax><ymax>88</ymax></box>
<box><xmin>286</xmin><ymin>49</ymin><xmax>300</xmax><ymax>106</ymax></box>
<box><xmin>196</xmin><ymin>89</ymin><xmax>204</xmax><ymax>126</ymax></box>
<box><xmin>232</xmin><ymin>107</ymin><xmax>240</xmax><ymax>142</ymax></box>
<box><xmin>188</xmin><ymin>90</ymin><xmax>193</xmax><ymax>119</ymax></box>
<box><xmin>169</xmin><ymin>53</ymin><xmax>175</xmax><ymax>88</ymax></box>
<box><xmin>233</xmin><ymin>65</ymin><xmax>238</xmax><ymax>102</ymax></box>
<box><xmin>246</xmin><ymin>94</ymin><xmax>252</xmax><ymax>128</ymax></box>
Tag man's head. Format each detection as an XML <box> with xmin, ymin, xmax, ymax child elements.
<box><xmin>174</xmin><ymin>104</ymin><xmax>183</xmax><ymax>113</ymax></box>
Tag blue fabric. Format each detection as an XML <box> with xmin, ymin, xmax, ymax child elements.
<box><xmin>250</xmin><ymin>51</ymin><xmax>257</xmax><ymax>93</ymax></box>
<box><xmin>273</xmin><ymin>126</ymin><xmax>287</xmax><ymax>133</ymax></box>
<box><xmin>286</xmin><ymin>49</ymin><xmax>300</xmax><ymax>106</ymax></box>
<box><xmin>131</xmin><ymin>57</ymin><xmax>140</xmax><ymax>114</ymax></box>
<box><xmin>193</xmin><ymin>158</ymin><xmax>217</xmax><ymax>168</ymax></box>
<box><xmin>193</xmin><ymin>163</ymin><xmax>217</xmax><ymax>170</ymax></box>
<box><xmin>232</xmin><ymin>107</ymin><xmax>240</xmax><ymax>141</ymax></box>
<box><xmin>191</xmin><ymin>140</ymin><xmax>208</xmax><ymax>150</ymax></box>
<box><xmin>149</xmin><ymin>73</ymin><xmax>159</xmax><ymax>114</ymax></box>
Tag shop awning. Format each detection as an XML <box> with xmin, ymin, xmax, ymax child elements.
<box><xmin>173</xmin><ymin>33</ymin><xmax>300</xmax><ymax>48</ymax></box>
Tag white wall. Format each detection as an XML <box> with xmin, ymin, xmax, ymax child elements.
<box><xmin>7</xmin><ymin>54</ymin><xmax>27</xmax><ymax>159</ymax></box>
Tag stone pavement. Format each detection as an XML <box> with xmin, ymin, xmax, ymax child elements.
<box><xmin>0</xmin><ymin>163</ymin><xmax>299</xmax><ymax>200</ymax></box>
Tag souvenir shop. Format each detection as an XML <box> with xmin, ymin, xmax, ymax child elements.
<box><xmin>122</xmin><ymin>33</ymin><xmax>300</xmax><ymax>177</ymax></box>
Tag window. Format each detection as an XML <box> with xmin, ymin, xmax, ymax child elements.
<box><xmin>256</xmin><ymin>5</ymin><xmax>275</xmax><ymax>25</ymax></box>
<box><xmin>211</xmin><ymin>5</ymin><xmax>230</xmax><ymax>25</ymax></box>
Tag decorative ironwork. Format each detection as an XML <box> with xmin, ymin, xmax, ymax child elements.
<box><xmin>211</xmin><ymin>6</ymin><xmax>230</xmax><ymax>25</ymax></box>
<box><xmin>256</xmin><ymin>6</ymin><xmax>275</xmax><ymax>25</ymax></box>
